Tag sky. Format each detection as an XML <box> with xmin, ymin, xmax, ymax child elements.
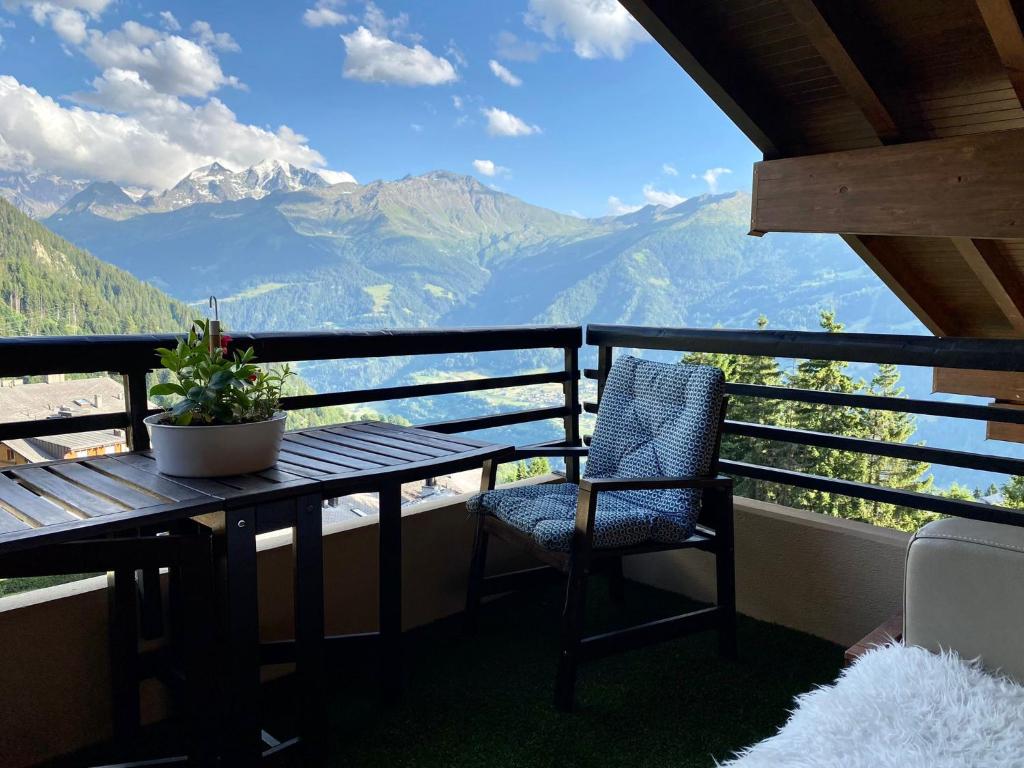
<box><xmin>0</xmin><ymin>0</ymin><xmax>761</xmax><ymax>217</ymax></box>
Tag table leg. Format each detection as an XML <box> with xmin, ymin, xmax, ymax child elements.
<box><xmin>293</xmin><ymin>494</ymin><xmax>326</xmax><ymax>764</ymax></box>
<box><xmin>379</xmin><ymin>483</ymin><xmax>403</xmax><ymax>701</ymax></box>
<box><xmin>179</xmin><ymin>535</ymin><xmax>218</xmax><ymax>767</ymax></box>
<box><xmin>108</xmin><ymin>567</ymin><xmax>141</xmax><ymax>745</ymax></box>
<box><xmin>222</xmin><ymin>507</ymin><xmax>262</xmax><ymax>767</ymax></box>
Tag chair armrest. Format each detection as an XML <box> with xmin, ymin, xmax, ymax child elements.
<box><xmin>510</xmin><ymin>445</ymin><xmax>589</xmax><ymax>460</ymax></box>
<box><xmin>570</xmin><ymin>474</ymin><xmax>733</xmax><ymax>553</ymax></box>
<box><xmin>579</xmin><ymin>475</ymin><xmax>732</xmax><ymax>493</ymax></box>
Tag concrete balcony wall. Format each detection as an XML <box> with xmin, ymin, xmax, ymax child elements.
<box><xmin>0</xmin><ymin>481</ymin><xmax>908</xmax><ymax>767</ymax></box>
<box><xmin>626</xmin><ymin>497</ymin><xmax>909</xmax><ymax>648</ymax></box>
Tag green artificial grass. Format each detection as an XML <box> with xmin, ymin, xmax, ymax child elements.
<box><xmin>271</xmin><ymin>579</ymin><xmax>844</xmax><ymax>768</ymax></box>
<box><xmin>45</xmin><ymin>579</ymin><xmax>844</xmax><ymax>768</ymax></box>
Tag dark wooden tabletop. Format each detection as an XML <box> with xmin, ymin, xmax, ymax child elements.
<box><xmin>0</xmin><ymin>421</ymin><xmax>512</xmax><ymax>555</ymax></box>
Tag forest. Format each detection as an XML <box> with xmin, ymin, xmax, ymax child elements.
<box><xmin>685</xmin><ymin>312</ymin><xmax>1021</xmax><ymax>532</ymax></box>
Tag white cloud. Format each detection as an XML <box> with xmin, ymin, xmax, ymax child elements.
<box><xmin>472</xmin><ymin>159</ymin><xmax>508</xmax><ymax>177</ymax></box>
<box><xmin>494</xmin><ymin>30</ymin><xmax>554</xmax><ymax>62</ymax></box>
<box><xmin>362</xmin><ymin>1</ymin><xmax>412</xmax><ymax>39</ymax></box>
<box><xmin>190</xmin><ymin>20</ymin><xmax>239</xmax><ymax>52</ymax></box>
<box><xmin>0</xmin><ymin>74</ymin><xmax>350</xmax><ymax>190</ymax></box>
<box><xmin>662</xmin><ymin>162</ymin><xmax>678</xmax><ymax>176</ymax></box>
<box><xmin>82</xmin><ymin>21</ymin><xmax>243</xmax><ymax>98</ymax></box>
<box><xmin>699</xmin><ymin>166</ymin><xmax>732</xmax><ymax>193</ymax></box>
<box><xmin>3</xmin><ymin>0</ymin><xmax>110</xmax><ymax>13</ymax></box>
<box><xmin>410</xmin><ymin>122</ymin><xmax>422</xmax><ymax>132</ymax></box>
<box><xmin>317</xmin><ymin>168</ymin><xmax>356</xmax><ymax>185</ymax></box>
<box><xmin>341</xmin><ymin>26</ymin><xmax>457</xmax><ymax>86</ymax></box>
<box><xmin>642</xmin><ymin>184</ymin><xmax>685</xmax><ymax>207</ymax></box>
<box><xmin>607</xmin><ymin>196</ymin><xmax>641</xmax><ymax>216</ymax></box>
<box><xmin>488</xmin><ymin>59</ymin><xmax>522</xmax><ymax>87</ymax></box>
<box><xmin>482</xmin><ymin>106</ymin><xmax>540</xmax><ymax>137</ymax></box>
<box><xmin>0</xmin><ymin>31</ymin><xmax>4</xmax><ymax>47</ymax></box>
<box><xmin>451</xmin><ymin>94</ymin><xmax>463</xmax><ymax>110</ymax></box>
<box><xmin>302</xmin><ymin>0</ymin><xmax>352</xmax><ymax>28</ymax></box>
<box><xmin>158</xmin><ymin>10</ymin><xmax>179</xmax><ymax>32</ymax></box>
<box><xmin>445</xmin><ymin>39</ymin><xmax>466</xmax><ymax>68</ymax></box>
<box><xmin>50</xmin><ymin>7</ymin><xmax>85</xmax><ymax>42</ymax></box>
<box><xmin>526</xmin><ymin>0</ymin><xmax>649</xmax><ymax>60</ymax></box>
<box><xmin>5</xmin><ymin>0</ymin><xmax>108</xmax><ymax>43</ymax></box>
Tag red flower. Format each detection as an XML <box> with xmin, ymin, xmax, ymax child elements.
<box><xmin>220</xmin><ymin>334</ymin><xmax>232</xmax><ymax>351</ymax></box>
<box><xmin>248</xmin><ymin>373</ymin><xmax>258</xmax><ymax>382</ymax></box>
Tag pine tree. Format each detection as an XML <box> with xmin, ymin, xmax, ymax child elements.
<box><xmin>1002</xmin><ymin>476</ymin><xmax>1024</xmax><ymax>508</ymax></box>
<box><xmin>784</xmin><ymin>311</ymin><xmax>870</xmax><ymax>519</ymax></box>
<box><xmin>858</xmin><ymin>362</ymin><xmax>934</xmax><ymax>528</ymax></box>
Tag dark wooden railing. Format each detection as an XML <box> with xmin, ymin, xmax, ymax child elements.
<box><xmin>586</xmin><ymin>324</ymin><xmax>1024</xmax><ymax>528</ymax></box>
<box><xmin>0</xmin><ymin>326</ymin><xmax>583</xmax><ymax>478</ymax></box>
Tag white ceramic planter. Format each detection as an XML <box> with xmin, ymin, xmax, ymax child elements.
<box><xmin>145</xmin><ymin>411</ymin><xmax>287</xmax><ymax>477</ymax></box>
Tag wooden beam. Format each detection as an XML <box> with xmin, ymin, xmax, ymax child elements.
<box><xmin>952</xmin><ymin>237</ymin><xmax>1024</xmax><ymax>333</ymax></box>
<box><xmin>977</xmin><ymin>0</ymin><xmax>1024</xmax><ymax>108</ymax></box>
<box><xmin>780</xmin><ymin>0</ymin><xmax>899</xmax><ymax>143</ymax></box>
<box><xmin>619</xmin><ymin>0</ymin><xmax>782</xmax><ymax>157</ymax></box>
<box><xmin>752</xmin><ymin>128</ymin><xmax>1024</xmax><ymax>238</ymax></box>
<box><xmin>841</xmin><ymin>235</ymin><xmax>951</xmax><ymax>336</ymax></box>
<box><xmin>987</xmin><ymin>403</ymin><xmax>1024</xmax><ymax>443</ymax></box>
<box><xmin>933</xmin><ymin>368</ymin><xmax>1024</xmax><ymax>401</ymax></box>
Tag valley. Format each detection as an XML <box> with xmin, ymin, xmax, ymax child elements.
<box><xmin>2</xmin><ymin>162</ymin><xmax>1019</xmax><ymax>490</ymax></box>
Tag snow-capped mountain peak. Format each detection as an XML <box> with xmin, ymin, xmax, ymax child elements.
<box><xmin>147</xmin><ymin>159</ymin><xmax>328</xmax><ymax>212</ymax></box>
<box><xmin>9</xmin><ymin>159</ymin><xmax>348</xmax><ymax>220</ymax></box>
<box><xmin>239</xmin><ymin>159</ymin><xmax>328</xmax><ymax>194</ymax></box>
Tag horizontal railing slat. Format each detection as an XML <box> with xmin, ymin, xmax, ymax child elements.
<box><xmin>0</xmin><ymin>413</ymin><xmax>130</xmax><ymax>442</ymax></box>
<box><xmin>726</xmin><ymin>382</ymin><xmax>1024</xmax><ymax>425</ymax></box>
<box><xmin>418</xmin><ymin>405</ymin><xmax>576</xmax><ymax>434</ymax></box>
<box><xmin>724</xmin><ymin>420</ymin><xmax>1024</xmax><ymax>476</ymax></box>
<box><xmin>720</xmin><ymin>459</ymin><xmax>1024</xmax><ymax>527</ymax></box>
<box><xmin>281</xmin><ymin>370</ymin><xmax>570</xmax><ymax>411</ymax></box>
<box><xmin>587</xmin><ymin>324</ymin><xmax>1024</xmax><ymax>372</ymax></box>
<box><xmin>0</xmin><ymin>325</ymin><xmax>583</xmax><ymax>377</ymax></box>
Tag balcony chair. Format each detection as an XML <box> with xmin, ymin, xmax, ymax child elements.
<box><xmin>465</xmin><ymin>355</ymin><xmax>735</xmax><ymax>710</ymax></box>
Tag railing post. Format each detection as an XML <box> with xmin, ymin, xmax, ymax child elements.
<box><xmin>123</xmin><ymin>367</ymin><xmax>151</xmax><ymax>451</ymax></box>
<box><xmin>563</xmin><ymin>345</ymin><xmax>581</xmax><ymax>482</ymax></box>
<box><xmin>596</xmin><ymin>345</ymin><xmax>613</xmax><ymax>403</ymax></box>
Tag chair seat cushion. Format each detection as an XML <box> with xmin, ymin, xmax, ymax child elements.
<box><xmin>466</xmin><ymin>482</ymin><xmax>698</xmax><ymax>552</ymax></box>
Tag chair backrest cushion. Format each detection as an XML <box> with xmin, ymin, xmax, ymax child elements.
<box><xmin>585</xmin><ymin>355</ymin><xmax>725</xmax><ymax>517</ymax></box>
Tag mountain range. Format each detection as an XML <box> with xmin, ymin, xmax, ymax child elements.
<box><xmin>22</xmin><ymin>164</ymin><xmax>920</xmax><ymax>337</ymax></box>
<box><xmin>1</xmin><ymin>159</ymin><xmax>337</xmax><ymax>222</ymax></box>
<box><xmin>6</xmin><ymin>158</ymin><xmax>1015</xmax><ymax>488</ymax></box>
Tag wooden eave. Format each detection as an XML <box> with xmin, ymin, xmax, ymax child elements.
<box><xmin>624</xmin><ymin>0</ymin><xmax>1024</xmax><ymax>435</ymax></box>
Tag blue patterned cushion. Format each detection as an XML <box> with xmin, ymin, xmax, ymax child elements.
<box><xmin>467</xmin><ymin>356</ymin><xmax>725</xmax><ymax>552</ymax></box>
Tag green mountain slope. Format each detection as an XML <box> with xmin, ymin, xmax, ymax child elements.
<box><xmin>45</xmin><ymin>172</ymin><xmax>917</xmax><ymax>340</ymax></box>
<box><xmin>0</xmin><ymin>198</ymin><xmax>191</xmax><ymax>336</ymax></box>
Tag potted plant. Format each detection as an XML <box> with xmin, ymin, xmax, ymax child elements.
<box><xmin>145</xmin><ymin>319</ymin><xmax>294</xmax><ymax>477</ymax></box>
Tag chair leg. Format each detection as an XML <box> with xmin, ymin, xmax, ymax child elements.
<box><xmin>607</xmin><ymin>556</ymin><xmax>625</xmax><ymax>603</ymax></box>
<box><xmin>714</xmin><ymin>489</ymin><xmax>738</xmax><ymax>659</ymax></box>
<box><xmin>464</xmin><ymin>516</ymin><xmax>489</xmax><ymax>635</ymax></box>
<box><xmin>554</xmin><ymin>554</ymin><xmax>589</xmax><ymax>711</ymax></box>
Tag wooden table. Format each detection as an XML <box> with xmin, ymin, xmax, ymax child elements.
<box><xmin>0</xmin><ymin>454</ymin><xmax>230</xmax><ymax>765</ymax></box>
<box><xmin>0</xmin><ymin>420</ymin><xmax>512</xmax><ymax>766</ymax></box>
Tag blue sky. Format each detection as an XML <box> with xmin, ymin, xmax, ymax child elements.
<box><xmin>0</xmin><ymin>0</ymin><xmax>760</xmax><ymax>217</ymax></box>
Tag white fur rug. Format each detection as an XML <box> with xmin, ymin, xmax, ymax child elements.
<box><xmin>720</xmin><ymin>643</ymin><xmax>1024</xmax><ymax>768</ymax></box>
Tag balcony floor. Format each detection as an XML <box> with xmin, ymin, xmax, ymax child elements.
<box><xmin>276</xmin><ymin>580</ymin><xmax>843</xmax><ymax>767</ymax></box>
<box><xmin>47</xmin><ymin>580</ymin><xmax>844</xmax><ymax>767</ymax></box>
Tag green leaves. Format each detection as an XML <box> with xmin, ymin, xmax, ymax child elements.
<box><xmin>150</xmin><ymin>318</ymin><xmax>293</xmax><ymax>427</ymax></box>
<box><xmin>148</xmin><ymin>382</ymin><xmax>186</xmax><ymax>397</ymax></box>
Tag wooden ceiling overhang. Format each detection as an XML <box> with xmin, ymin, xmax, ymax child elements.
<box><xmin>624</xmin><ymin>0</ymin><xmax>1024</xmax><ymax>339</ymax></box>
<box><xmin>625</xmin><ymin>0</ymin><xmax>1024</xmax><ymax>438</ymax></box>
